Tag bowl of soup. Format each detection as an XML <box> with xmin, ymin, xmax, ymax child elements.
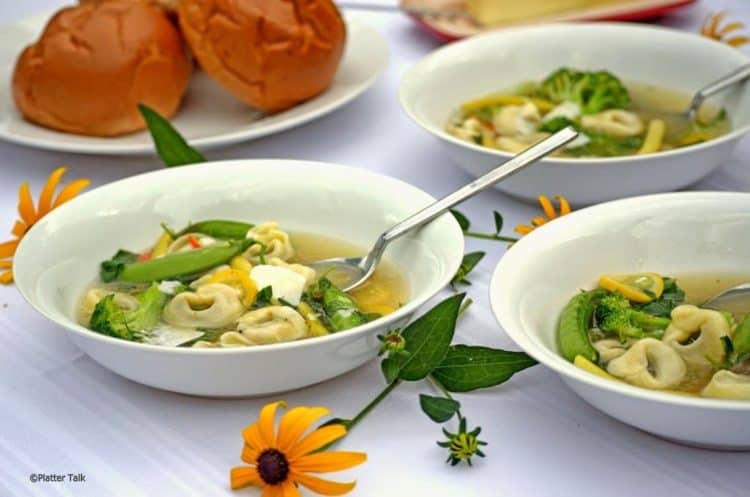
<box><xmin>13</xmin><ymin>160</ymin><xmax>464</xmax><ymax>397</ymax></box>
<box><xmin>399</xmin><ymin>23</ymin><xmax>750</xmax><ymax>205</ymax></box>
<box><xmin>491</xmin><ymin>192</ymin><xmax>750</xmax><ymax>449</ymax></box>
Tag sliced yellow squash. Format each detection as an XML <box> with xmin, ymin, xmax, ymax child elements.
<box><xmin>599</xmin><ymin>273</ymin><xmax>664</xmax><ymax>303</ymax></box>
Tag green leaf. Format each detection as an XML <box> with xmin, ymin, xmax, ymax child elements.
<box><xmin>419</xmin><ymin>394</ymin><xmax>460</xmax><ymax>423</ymax></box>
<box><xmin>636</xmin><ymin>277</ymin><xmax>685</xmax><ymax>317</ymax></box>
<box><xmin>100</xmin><ymin>249</ymin><xmax>138</xmax><ymax>282</ymax></box>
<box><xmin>138</xmin><ymin>103</ymin><xmax>206</xmax><ymax>167</ymax></box>
<box><xmin>493</xmin><ymin>211</ymin><xmax>503</xmax><ymax>234</ymax></box>
<box><xmin>450</xmin><ymin>209</ymin><xmax>470</xmax><ymax>231</ymax></box>
<box><xmin>451</xmin><ymin>252</ymin><xmax>485</xmax><ymax>286</ymax></box>
<box><xmin>432</xmin><ymin>345</ymin><xmax>537</xmax><ymax>392</ymax></box>
<box><xmin>389</xmin><ymin>293</ymin><xmax>465</xmax><ymax>381</ymax></box>
<box><xmin>381</xmin><ymin>357</ymin><xmax>400</xmax><ymax>383</ymax></box>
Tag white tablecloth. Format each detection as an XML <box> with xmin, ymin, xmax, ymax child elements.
<box><xmin>2</xmin><ymin>1</ymin><xmax>750</xmax><ymax>496</ymax></box>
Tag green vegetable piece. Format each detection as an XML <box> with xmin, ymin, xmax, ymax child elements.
<box><xmin>389</xmin><ymin>293</ymin><xmax>465</xmax><ymax>382</ymax></box>
<box><xmin>594</xmin><ymin>292</ymin><xmax>671</xmax><ymax>341</ymax></box>
<box><xmin>100</xmin><ymin>249</ymin><xmax>139</xmax><ymax>282</ymax></box>
<box><xmin>538</xmin><ymin>68</ymin><xmax>630</xmax><ymax>115</ymax></box>
<box><xmin>538</xmin><ymin>116</ymin><xmax>576</xmax><ymax>133</ymax></box>
<box><xmin>732</xmin><ymin>314</ymin><xmax>750</xmax><ymax>363</ymax></box>
<box><xmin>177</xmin><ymin>220</ymin><xmax>255</xmax><ymax>240</ymax></box>
<box><xmin>451</xmin><ymin>251</ymin><xmax>486</xmax><ymax>286</ymax></box>
<box><xmin>116</xmin><ymin>239</ymin><xmax>253</xmax><ymax>283</ymax></box>
<box><xmin>419</xmin><ymin>394</ymin><xmax>461</xmax><ymax>423</ymax></box>
<box><xmin>431</xmin><ymin>345</ymin><xmax>537</xmax><ymax>392</ymax></box>
<box><xmin>558</xmin><ymin>289</ymin><xmax>605</xmax><ymax>362</ymax></box>
<box><xmin>636</xmin><ymin>277</ymin><xmax>685</xmax><ymax>317</ymax></box>
<box><xmin>450</xmin><ymin>209</ymin><xmax>471</xmax><ymax>231</ymax></box>
<box><xmin>138</xmin><ymin>103</ymin><xmax>206</xmax><ymax>167</ymax></box>
<box><xmin>90</xmin><ymin>283</ymin><xmax>167</xmax><ymax>340</ymax></box>
<box><xmin>319</xmin><ymin>278</ymin><xmax>365</xmax><ymax>331</ymax></box>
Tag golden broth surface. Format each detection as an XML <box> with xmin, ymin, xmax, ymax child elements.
<box><xmin>291</xmin><ymin>232</ymin><xmax>409</xmax><ymax>315</ymax></box>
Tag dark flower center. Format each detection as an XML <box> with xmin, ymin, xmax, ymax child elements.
<box><xmin>256</xmin><ymin>449</ymin><xmax>289</xmax><ymax>485</ymax></box>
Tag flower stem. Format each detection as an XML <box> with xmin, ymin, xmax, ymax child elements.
<box><xmin>428</xmin><ymin>375</ymin><xmax>463</xmax><ymax>419</ymax></box>
<box><xmin>463</xmin><ymin>231</ymin><xmax>519</xmax><ymax>243</ymax></box>
<box><xmin>347</xmin><ymin>379</ymin><xmax>402</xmax><ymax>431</ymax></box>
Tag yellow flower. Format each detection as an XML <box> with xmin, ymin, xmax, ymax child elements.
<box><xmin>230</xmin><ymin>401</ymin><xmax>366</xmax><ymax>497</ymax></box>
<box><xmin>0</xmin><ymin>167</ymin><xmax>90</xmax><ymax>284</ymax></box>
<box><xmin>514</xmin><ymin>195</ymin><xmax>571</xmax><ymax>236</ymax></box>
<box><xmin>701</xmin><ymin>11</ymin><xmax>749</xmax><ymax>47</ymax></box>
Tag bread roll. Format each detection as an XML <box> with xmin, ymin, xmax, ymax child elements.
<box><xmin>178</xmin><ymin>0</ymin><xmax>346</xmax><ymax>112</ymax></box>
<box><xmin>13</xmin><ymin>1</ymin><xmax>191</xmax><ymax>136</ymax></box>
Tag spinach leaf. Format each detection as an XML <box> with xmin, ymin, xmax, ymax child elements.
<box><xmin>138</xmin><ymin>103</ymin><xmax>206</xmax><ymax>167</ymax></box>
<box><xmin>100</xmin><ymin>249</ymin><xmax>138</xmax><ymax>282</ymax></box>
<box><xmin>389</xmin><ymin>293</ymin><xmax>465</xmax><ymax>381</ymax></box>
<box><xmin>419</xmin><ymin>394</ymin><xmax>461</xmax><ymax>423</ymax></box>
<box><xmin>538</xmin><ymin>116</ymin><xmax>576</xmax><ymax>133</ymax></box>
<box><xmin>253</xmin><ymin>286</ymin><xmax>273</xmax><ymax>308</ymax></box>
<box><xmin>432</xmin><ymin>345</ymin><xmax>537</xmax><ymax>392</ymax></box>
<box><xmin>636</xmin><ymin>277</ymin><xmax>685</xmax><ymax>317</ymax></box>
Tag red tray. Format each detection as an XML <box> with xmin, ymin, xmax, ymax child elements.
<box><xmin>405</xmin><ymin>0</ymin><xmax>696</xmax><ymax>42</ymax></box>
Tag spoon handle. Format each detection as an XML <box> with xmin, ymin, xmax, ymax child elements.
<box><xmin>359</xmin><ymin>127</ymin><xmax>578</xmax><ymax>272</ymax></box>
<box><xmin>687</xmin><ymin>63</ymin><xmax>750</xmax><ymax>118</ymax></box>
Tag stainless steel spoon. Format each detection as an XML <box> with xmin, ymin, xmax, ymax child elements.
<box><xmin>703</xmin><ymin>283</ymin><xmax>750</xmax><ymax>311</ymax></box>
<box><xmin>658</xmin><ymin>63</ymin><xmax>750</xmax><ymax>141</ymax></box>
<box><xmin>308</xmin><ymin>127</ymin><xmax>579</xmax><ymax>291</ymax></box>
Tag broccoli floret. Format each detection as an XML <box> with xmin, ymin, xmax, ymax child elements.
<box><xmin>594</xmin><ymin>293</ymin><xmax>671</xmax><ymax>341</ymax></box>
<box><xmin>538</xmin><ymin>116</ymin><xmax>576</xmax><ymax>133</ymax></box>
<box><xmin>89</xmin><ymin>283</ymin><xmax>167</xmax><ymax>341</ymax></box>
<box><xmin>538</xmin><ymin>68</ymin><xmax>630</xmax><ymax>115</ymax></box>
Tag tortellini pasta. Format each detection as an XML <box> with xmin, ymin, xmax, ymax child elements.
<box><xmin>244</xmin><ymin>222</ymin><xmax>295</xmax><ymax>264</ymax></box>
<box><xmin>162</xmin><ymin>283</ymin><xmax>245</xmax><ymax>329</ymax></box>
<box><xmin>166</xmin><ymin>233</ymin><xmax>217</xmax><ymax>254</ymax></box>
<box><xmin>593</xmin><ymin>338</ymin><xmax>632</xmax><ymax>364</ymax></box>
<box><xmin>495</xmin><ymin>132</ymin><xmax>550</xmax><ymax>154</ymax></box>
<box><xmin>222</xmin><ymin>306</ymin><xmax>308</xmax><ymax>346</ymax></box>
<box><xmin>581</xmin><ymin>109</ymin><xmax>644</xmax><ymax>137</ymax></box>
<box><xmin>663</xmin><ymin>305</ymin><xmax>732</xmax><ymax>367</ymax></box>
<box><xmin>606</xmin><ymin>338</ymin><xmax>687</xmax><ymax>389</ymax></box>
<box><xmin>493</xmin><ymin>102</ymin><xmax>541</xmax><ymax>137</ymax></box>
<box><xmin>701</xmin><ymin>370</ymin><xmax>750</xmax><ymax>400</ymax></box>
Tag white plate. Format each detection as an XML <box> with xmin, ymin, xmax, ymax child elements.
<box><xmin>0</xmin><ymin>11</ymin><xmax>388</xmax><ymax>155</ymax></box>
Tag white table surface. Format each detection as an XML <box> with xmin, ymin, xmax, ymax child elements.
<box><xmin>2</xmin><ymin>1</ymin><xmax>750</xmax><ymax>496</ymax></box>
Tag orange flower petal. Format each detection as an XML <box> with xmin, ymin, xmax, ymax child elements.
<box><xmin>537</xmin><ymin>195</ymin><xmax>556</xmax><ymax>219</ymax></box>
<box><xmin>281</xmin><ymin>480</ymin><xmax>301</xmax><ymax>497</ymax></box>
<box><xmin>262</xmin><ymin>484</ymin><xmax>285</xmax><ymax>497</ymax></box>
<box><xmin>707</xmin><ymin>11</ymin><xmax>727</xmax><ymax>35</ymax></box>
<box><xmin>718</xmin><ymin>21</ymin><xmax>745</xmax><ymax>36</ymax></box>
<box><xmin>17</xmin><ymin>182</ymin><xmax>37</xmax><ymax>226</ymax></box>
<box><xmin>531</xmin><ymin>216</ymin><xmax>547</xmax><ymax>227</ymax></box>
<box><xmin>11</xmin><ymin>220</ymin><xmax>26</xmax><ymax>238</ymax></box>
<box><xmin>277</xmin><ymin>406</ymin><xmax>330</xmax><ymax>453</ymax></box>
<box><xmin>287</xmin><ymin>425</ymin><xmax>347</xmax><ymax>460</ymax></box>
<box><xmin>556</xmin><ymin>195</ymin><xmax>571</xmax><ymax>215</ymax></box>
<box><xmin>727</xmin><ymin>36</ymin><xmax>750</xmax><ymax>47</ymax></box>
<box><xmin>37</xmin><ymin>167</ymin><xmax>67</xmax><ymax>217</ymax></box>
<box><xmin>0</xmin><ymin>270</ymin><xmax>13</xmax><ymax>284</ymax></box>
<box><xmin>243</xmin><ymin>423</ymin><xmax>269</xmax><ymax>452</ymax></box>
<box><xmin>0</xmin><ymin>260</ymin><xmax>11</xmax><ymax>269</ymax></box>
<box><xmin>0</xmin><ymin>239</ymin><xmax>19</xmax><ymax>258</ymax></box>
<box><xmin>291</xmin><ymin>471</ymin><xmax>357</xmax><ymax>496</ymax></box>
<box><xmin>258</xmin><ymin>401</ymin><xmax>286</xmax><ymax>448</ymax></box>
<box><xmin>291</xmin><ymin>451</ymin><xmax>367</xmax><ymax>473</ymax></box>
<box><xmin>241</xmin><ymin>443</ymin><xmax>260</xmax><ymax>464</ymax></box>
<box><xmin>514</xmin><ymin>224</ymin><xmax>534</xmax><ymax>235</ymax></box>
<box><xmin>230</xmin><ymin>466</ymin><xmax>263</xmax><ymax>490</ymax></box>
<box><xmin>53</xmin><ymin>179</ymin><xmax>90</xmax><ymax>208</ymax></box>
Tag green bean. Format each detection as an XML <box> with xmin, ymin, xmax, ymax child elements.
<box><xmin>178</xmin><ymin>220</ymin><xmax>254</xmax><ymax>240</ymax></box>
<box><xmin>119</xmin><ymin>239</ymin><xmax>253</xmax><ymax>282</ymax></box>
<box><xmin>558</xmin><ymin>289</ymin><xmax>605</xmax><ymax>363</ymax></box>
<box><xmin>732</xmin><ymin>314</ymin><xmax>750</xmax><ymax>361</ymax></box>
<box><xmin>320</xmin><ymin>278</ymin><xmax>364</xmax><ymax>331</ymax></box>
